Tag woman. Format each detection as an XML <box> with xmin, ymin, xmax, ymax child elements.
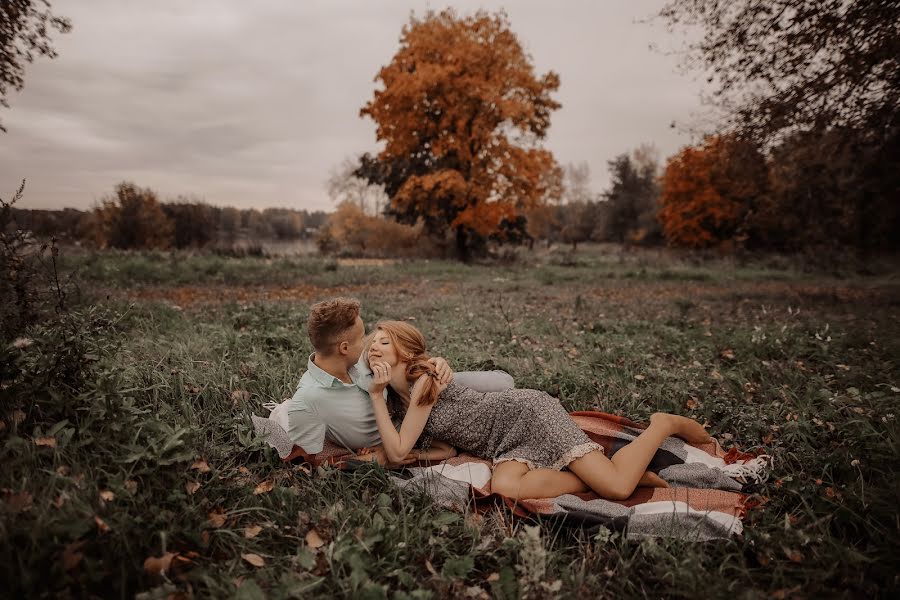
<box><xmin>367</xmin><ymin>321</ymin><xmax>712</xmax><ymax>501</ymax></box>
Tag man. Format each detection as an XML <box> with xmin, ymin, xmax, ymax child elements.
<box><xmin>285</xmin><ymin>297</ymin><xmax>513</xmax><ymax>463</ymax></box>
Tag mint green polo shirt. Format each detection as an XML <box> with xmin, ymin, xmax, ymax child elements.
<box><xmin>285</xmin><ymin>354</ymin><xmax>381</xmax><ymax>454</ymax></box>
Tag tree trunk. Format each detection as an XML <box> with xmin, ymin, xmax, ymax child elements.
<box><xmin>455</xmin><ymin>227</ymin><xmax>471</xmax><ymax>262</ymax></box>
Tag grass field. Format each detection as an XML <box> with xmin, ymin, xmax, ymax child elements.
<box><xmin>4</xmin><ymin>248</ymin><xmax>899</xmax><ymax>598</ymax></box>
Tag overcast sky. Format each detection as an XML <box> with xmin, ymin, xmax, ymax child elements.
<box><xmin>0</xmin><ymin>0</ymin><xmax>710</xmax><ymax>212</ymax></box>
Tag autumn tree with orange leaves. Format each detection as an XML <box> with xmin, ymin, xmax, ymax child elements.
<box><xmin>658</xmin><ymin>135</ymin><xmax>767</xmax><ymax>249</ymax></box>
<box><xmin>358</xmin><ymin>9</ymin><xmax>562</xmax><ymax>260</ymax></box>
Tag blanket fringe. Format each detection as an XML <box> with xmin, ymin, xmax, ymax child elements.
<box><xmin>720</xmin><ymin>454</ymin><xmax>773</xmax><ymax>484</ymax></box>
<box><xmin>262</xmin><ymin>400</ymin><xmax>279</xmax><ymax>411</ymax></box>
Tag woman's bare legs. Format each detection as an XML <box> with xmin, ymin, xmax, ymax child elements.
<box><xmin>490</xmin><ymin>460</ymin><xmax>670</xmax><ymax>500</ymax></box>
<box><xmin>567</xmin><ymin>413</ymin><xmax>710</xmax><ymax>500</ymax></box>
<box><xmin>491</xmin><ymin>461</ymin><xmax>589</xmax><ymax>499</ymax></box>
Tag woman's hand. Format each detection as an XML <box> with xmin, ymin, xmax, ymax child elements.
<box><xmin>428</xmin><ymin>357</ymin><xmax>453</xmax><ymax>386</ymax></box>
<box><xmin>421</xmin><ymin>439</ymin><xmax>457</xmax><ymax>462</ymax></box>
<box><xmin>369</xmin><ymin>360</ymin><xmax>392</xmax><ymax>396</ymax></box>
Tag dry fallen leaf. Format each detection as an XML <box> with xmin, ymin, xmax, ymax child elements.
<box><xmin>772</xmin><ymin>586</ymin><xmax>802</xmax><ymax>600</ymax></box>
<box><xmin>231</xmin><ymin>390</ymin><xmax>250</xmax><ymax>405</ymax></box>
<box><xmin>94</xmin><ymin>516</ymin><xmax>110</xmax><ymax>534</ymax></box>
<box><xmin>486</xmin><ymin>573</ymin><xmax>500</xmax><ymax>582</ymax></box>
<box><xmin>185</xmin><ymin>481</ymin><xmax>201</xmax><ymax>495</ymax></box>
<box><xmin>253</xmin><ymin>480</ymin><xmax>274</xmax><ymax>495</ymax></box>
<box><xmin>238</xmin><ymin>466</ymin><xmax>251</xmax><ymax>475</ymax></box>
<box><xmin>686</xmin><ymin>397</ymin><xmax>701</xmax><ymax>410</ymax></box>
<box><xmin>191</xmin><ymin>459</ymin><xmax>211</xmax><ymax>473</ymax></box>
<box><xmin>242</xmin><ymin>553</ymin><xmax>265</xmax><ymax>568</ymax></box>
<box><xmin>12</xmin><ymin>409</ymin><xmax>26</xmax><ymax>424</ymax></box>
<box><xmin>34</xmin><ymin>437</ymin><xmax>57</xmax><ymax>448</ymax></box>
<box><xmin>784</xmin><ymin>548</ymin><xmax>804</xmax><ymax>563</ymax></box>
<box><xmin>56</xmin><ymin>465</ymin><xmax>70</xmax><ymax>477</ymax></box>
<box><xmin>143</xmin><ymin>552</ymin><xmax>176</xmax><ymax>576</ymax></box>
<box><xmin>305</xmin><ymin>529</ymin><xmax>325</xmax><ymax>549</ymax></box>
<box><xmin>54</xmin><ymin>492</ymin><xmax>70</xmax><ymax>509</ymax></box>
<box><xmin>99</xmin><ymin>490</ymin><xmax>115</xmax><ymax>502</ymax></box>
<box><xmin>425</xmin><ymin>559</ymin><xmax>439</xmax><ymax>577</ymax></box>
<box><xmin>244</xmin><ymin>525</ymin><xmax>263</xmax><ymax>539</ymax></box>
<box><xmin>124</xmin><ymin>479</ymin><xmax>138</xmax><ymax>495</ymax></box>
<box><xmin>208</xmin><ymin>509</ymin><xmax>227</xmax><ymax>528</ymax></box>
<box><xmin>720</xmin><ymin>348</ymin><xmax>736</xmax><ymax>360</ymax></box>
<box><xmin>0</xmin><ymin>420</ymin><xmax>6</xmax><ymax>433</ymax></box>
<box><xmin>5</xmin><ymin>491</ymin><xmax>33</xmax><ymax>513</ymax></box>
<box><xmin>62</xmin><ymin>540</ymin><xmax>86</xmax><ymax>571</ymax></box>
<box><xmin>465</xmin><ymin>512</ymin><xmax>483</xmax><ymax>528</ymax></box>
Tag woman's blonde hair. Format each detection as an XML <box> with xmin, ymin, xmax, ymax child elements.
<box><xmin>372</xmin><ymin>320</ymin><xmax>440</xmax><ymax>406</ymax></box>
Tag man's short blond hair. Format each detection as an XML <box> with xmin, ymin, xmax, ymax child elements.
<box><xmin>307</xmin><ymin>297</ymin><xmax>361</xmax><ymax>355</ymax></box>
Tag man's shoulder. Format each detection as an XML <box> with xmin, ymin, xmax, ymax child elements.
<box><xmin>288</xmin><ymin>370</ymin><xmax>323</xmax><ymax>412</ymax></box>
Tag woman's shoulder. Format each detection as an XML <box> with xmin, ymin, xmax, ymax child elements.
<box><xmin>441</xmin><ymin>379</ymin><xmax>470</xmax><ymax>397</ymax></box>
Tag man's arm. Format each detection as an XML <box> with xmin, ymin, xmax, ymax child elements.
<box><xmin>285</xmin><ymin>402</ymin><xmax>327</xmax><ymax>457</ymax></box>
<box><xmin>454</xmin><ymin>369</ymin><xmax>515</xmax><ymax>392</ymax></box>
<box><xmin>428</xmin><ymin>356</ymin><xmax>515</xmax><ymax>393</ymax></box>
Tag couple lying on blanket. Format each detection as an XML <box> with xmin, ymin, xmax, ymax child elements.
<box><xmin>270</xmin><ymin>297</ymin><xmax>740</xmax><ymax>504</ymax></box>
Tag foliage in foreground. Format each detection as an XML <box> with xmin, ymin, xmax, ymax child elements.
<box><xmin>1</xmin><ymin>253</ymin><xmax>899</xmax><ymax>597</ymax></box>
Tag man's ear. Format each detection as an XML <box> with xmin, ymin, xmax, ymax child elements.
<box><xmin>337</xmin><ymin>340</ymin><xmax>350</xmax><ymax>356</ymax></box>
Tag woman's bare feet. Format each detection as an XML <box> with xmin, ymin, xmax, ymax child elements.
<box><xmin>650</xmin><ymin>413</ymin><xmax>712</xmax><ymax>444</ymax></box>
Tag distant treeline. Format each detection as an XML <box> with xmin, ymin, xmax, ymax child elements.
<box><xmin>7</xmin><ymin>183</ymin><xmax>328</xmax><ymax>250</ymax></box>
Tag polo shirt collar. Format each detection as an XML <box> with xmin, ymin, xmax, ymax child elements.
<box><xmin>307</xmin><ymin>353</ymin><xmax>361</xmax><ymax>388</ymax></box>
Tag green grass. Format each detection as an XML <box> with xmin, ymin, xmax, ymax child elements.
<box><xmin>62</xmin><ymin>244</ymin><xmax>881</xmax><ymax>290</ymax></box>
<box><xmin>3</xmin><ymin>250</ymin><xmax>899</xmax><ymax>598</ymax></box>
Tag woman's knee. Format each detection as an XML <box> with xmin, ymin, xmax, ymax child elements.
<box><xmin>568</xmin><ymin>451</ymin><xmax>634</xmax><ymax>500</ymax></box>
<box><xmin>491</xmin><ymin>476</ymin><xmax>522</xmax><ymax>499</ymax></box>
<box><xmin>601</xmin><ymin>483</ymin><xmax>633</xmax><ymax>501</ymax></box>
<box><xmin>491</xmin><ymin>463</ymin><xmax>527</xmax><ymax>499</ymax></box>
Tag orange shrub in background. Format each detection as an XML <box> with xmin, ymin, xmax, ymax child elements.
<box><xmin>318</xmin><ymin>202</ymin><xmax>425</xmax><ymax>257</ymax></box>
<box><xmin>658</xmin><ymin>135</ymin><xmax>767</xmax><ymax>249</ymax></box>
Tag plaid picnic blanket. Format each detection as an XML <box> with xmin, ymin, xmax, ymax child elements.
<box><xmin>252</xmin><ymin>410</ymin><xmax>770</xmax><ymax>541</ymax></box>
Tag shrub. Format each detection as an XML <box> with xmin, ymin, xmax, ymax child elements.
<box><xmin>318</xmin><ymin>201</ymin><xmax>427</xmax><ymax>257</ymax></box>
<box><xmin>87</xmin><ymin>182</ymin><xmax>173</xmax><ymax>249</ymax></box>
<box><xmin>1</xmin><ymin>181</ymin><xmax>78</xmax><ymax>341</ymax></box>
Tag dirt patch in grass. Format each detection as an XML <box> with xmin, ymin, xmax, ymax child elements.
<box><xmin>112</xmin><ymin>282</ymin><xmax>414</xmax><ymax>306</ymax></box>
<box><xmin>109</xmin><ymin>279</ymin><xmax>896</xmax><ymax>312</ymax></box>
<box><xmin>336</xmin><ymin>258</ymin><xmax>399</xmax><ymax>267</ymax></box>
